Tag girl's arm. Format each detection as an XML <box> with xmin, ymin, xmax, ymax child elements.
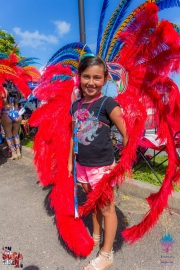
<box><xmin>68</xmin><ymin>138</ymin><xmax>74</xmax><ymax>177</ymax></box>
<box><xmin>109</xmin><ymin>106</ymin><xmax>128</xmax><ymax>147</ymax></box>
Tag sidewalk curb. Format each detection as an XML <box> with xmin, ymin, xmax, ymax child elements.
<box><xmin>120</xmin><ymin>178</ymin><xmax>180</xmax><ymax>214</ymax></box>
<box><xmin>22</xmin><ymin>146</ymin><xmax>180</xmax><ymax>214</ymax></box>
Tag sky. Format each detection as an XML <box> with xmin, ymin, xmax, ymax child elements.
<box><xmin>0</xmin><ymin>0</ymin><xmax>179</xmax><ymax>85</ymax></box>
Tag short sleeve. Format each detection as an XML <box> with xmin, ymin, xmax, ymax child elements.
<box><xmin>105</xmin><ymin>97</ymin><xmax>119</xmax><ymax>115</ymax></box>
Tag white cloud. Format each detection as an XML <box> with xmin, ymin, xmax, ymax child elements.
<box><xmin>53</xmin><ymin>20</ymin><xmax>71</xmax><ymax>36</ymax></box>
<box><xmin>13</xmin><ymin>27</ymin><xmax>58</xmax><ymax>48</ymax></box>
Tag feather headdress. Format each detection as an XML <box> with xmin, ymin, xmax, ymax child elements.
<box><xmin>0</xmin><ymin>51</ymin><xmax>40</xmax><ymax>109</ymax></box>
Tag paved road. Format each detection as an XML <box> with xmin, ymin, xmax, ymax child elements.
<box><xmin>0</xmin><ymin>144</ymin><xmax>180</xmax><ymax>270</ymax></box>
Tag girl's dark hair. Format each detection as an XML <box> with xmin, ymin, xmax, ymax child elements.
<box><xmin>78</xmin><ymin>55</ymin><xmax>108</xmax><ymax>78</ymax></box>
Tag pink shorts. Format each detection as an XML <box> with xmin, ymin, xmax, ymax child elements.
<box><xmin>76</xmin><ymin>162</ymin><xmax>115</xmax><ymax>189</ymax></box>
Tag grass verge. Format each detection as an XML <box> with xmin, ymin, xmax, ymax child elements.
<box><xmin>133</xmin><ymin>155</ymin><xmax>180</xmax><ymax>192</ymax></box>
<box><xmin>21</xmin><ymin>137</ymin><xmax>34</xmax><ymax>148</ymax></box>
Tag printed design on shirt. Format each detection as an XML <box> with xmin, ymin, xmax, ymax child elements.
<box><xmin>74</xmin><ymin>109</ymin><xmax>102</xmax><ymax>145</ymax></box>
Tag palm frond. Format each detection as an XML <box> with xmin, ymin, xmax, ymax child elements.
<box><xmin>96</xmin><ymin>0</ymin><xmax>109</xmax><ymax>54</ymax></box>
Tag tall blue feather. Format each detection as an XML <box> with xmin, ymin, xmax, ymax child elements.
<box><xmin>96</xmin><ymin>0</ymin><xmax>109</xmax><ymax>55</ymax></box>
<box><xmin>157</xmin><ymin>0</ymin><xmax>180</xmax><ymax>10</ymax></box>
<box><xmin>102</xmin><ymin>0</ymin><xmax>133</xmax><ymax>60</ymax></box>
<box><xmin>109</xmin><ymin>41</ymin><xmax>124</xmax><ymax>62</ymax></box>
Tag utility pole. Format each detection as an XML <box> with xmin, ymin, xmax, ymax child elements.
<box><xmin>78</xmin><ymin>0</ymin><xmax>86</xmax><ymax>43</ymax></box>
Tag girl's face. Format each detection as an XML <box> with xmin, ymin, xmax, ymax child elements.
<box><xmin>80</xmin><ymin>65</ymin><xmax>106</xmax><ymax>100</ymax></box>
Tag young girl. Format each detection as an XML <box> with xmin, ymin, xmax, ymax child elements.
<box><xmin>68</xmin><ymin>55</ymin><xmax>128</xmax><ymax>270</ymax></box>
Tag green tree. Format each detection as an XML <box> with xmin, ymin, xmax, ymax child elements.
<box><xmin>0</xmin><ymin>30</ymin><xmax>20</xmax><ymax>56</ymax></box>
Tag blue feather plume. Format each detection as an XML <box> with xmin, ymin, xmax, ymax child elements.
<box><xmin>17</xmin><ymin>61</ymin><xmax>40</xmax><ymax>67</ymax></box>
<box><xmin>17</xmin><ymin>57</ymin><xmax>40</xmax><ymax>67</ymax></box>
<box><xmin>156</xmin><ymin>0</ymin><xmax>180</xmax><ymax>10</ymax></box>
<box><xmin>101</xmin><ymin>0</ymin><xmax>133</xmax><ymax>59</ymax></box>
<box><xmin>108</xmin><ymin>41</ymin><xmax>124</xmax><ymax>62</ymax></box>
<box><xmin>52</xmin><ymin>74</ymin><xmax>72</xmax><ymax>82</ymax></box>
<box><xmin>48</xmin><ymin>49</ymin><xmax>80</xmax><ymax>66</ymax></box>
<box><xmin>96</xmin><ymin>0</ymin><xmax>109</xmax><ymax>55</ymax></box>
<box><xmin>47</xmin><ymin>42</ymin><xmax>92</xmax><ymax>67</ymax></box>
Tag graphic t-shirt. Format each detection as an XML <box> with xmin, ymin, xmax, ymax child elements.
<box><xmin>71</xmin><ymin>96</ymin><xmax>119</xmax><ymax>166</ymax></box>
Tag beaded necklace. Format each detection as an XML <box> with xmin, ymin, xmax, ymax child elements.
<box><xmin>77</xmin><ymin>93</ymin><xmax>102</xmax><ymax>121</ymax></box>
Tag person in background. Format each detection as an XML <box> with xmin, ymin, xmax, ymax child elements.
<box><xmin>1</xmin><ymin>82</ymin><xmax>22</xmax><ymax>160</ymax></box>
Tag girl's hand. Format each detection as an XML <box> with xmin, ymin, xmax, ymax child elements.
<box><xmin>68</xmin><ymin>163</ymin><xmax>73</xmax><ymax>177</ymax></box>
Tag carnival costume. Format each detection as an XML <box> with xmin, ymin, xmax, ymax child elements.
<box><xmin>0</xmin><ymin>52</ymin><xmax>40</xmax><ymax>110</ymax></box>
<box><xmin>29</xmin><ymin>2</ymin><xmax>180</xmax><ymax>257</ymax></box>
<box><xmin>0</xmin><ymin>52</ymin><xmax>40</xmax><ymax>107</ymax></box>
<box><xmin>0</xmin><ymin>50</ymin><xmax>40</xmax><ymax>158</ymax></box>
